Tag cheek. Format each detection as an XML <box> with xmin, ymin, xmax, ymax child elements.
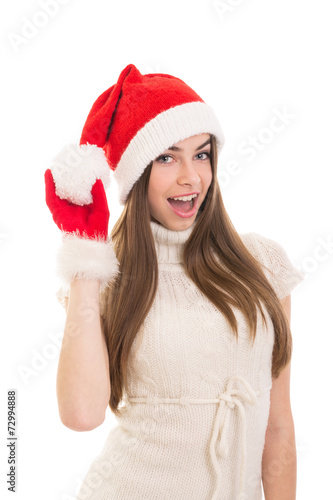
<box><xmin>148</xmin><ymin>165</ymin><xmax>173</xmax><ymax>198</ymax></box>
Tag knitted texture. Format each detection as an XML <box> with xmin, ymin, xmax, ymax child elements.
<box><xmin>68</xmin><ymin>223</ymin><xmax>304</xmax><ymax>500</ymax></box>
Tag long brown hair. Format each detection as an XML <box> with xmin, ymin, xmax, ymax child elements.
<box><xmin>100</xmin><ymin>134</ymin><xmax>292</xmax><ymax>416</ymax></box>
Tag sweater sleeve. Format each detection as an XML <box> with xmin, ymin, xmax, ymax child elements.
<box><xmin>241</xmin><ymin>232</ymin><xmax>305</xmax><ymax>300</ymax></box>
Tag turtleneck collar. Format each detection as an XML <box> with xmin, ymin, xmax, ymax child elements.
<box><xmin>150</xmin><ymin>220</ymin><xmax>198</xmax><ymax>264</ymax></box>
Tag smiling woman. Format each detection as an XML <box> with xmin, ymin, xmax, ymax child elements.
<box><xmin>148</xmin><ymin>133</ymin><xmax>213</xmax><ymax>230</ymax></box>
<box><xmin>44</xmin><ymin>63</ymin><xmax>305</xmax><ymax>500</ymax></box>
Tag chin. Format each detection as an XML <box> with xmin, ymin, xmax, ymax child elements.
<box><xmin>168</xmin><ymin>218</ymin><xmax>195</xmax><ymax>231</ymax></box>
<box><xmin>150</xmin><ymin>210</ymin><xmax>197</xmax><ymax>231</ymax></box>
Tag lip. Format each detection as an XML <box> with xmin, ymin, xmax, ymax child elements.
<box><xmin>168</xmin><ymin>191</ymin><xmax>200</xmax><ymax>198</ymax></box>
<box><xmin>166</xmin><ymin>193</ymin><xmax>199</xmax><ymax>218</ymax></box>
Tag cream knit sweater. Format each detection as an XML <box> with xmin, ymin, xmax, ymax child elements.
<box><xmin>62</xmin><ymin>220</ymin><xmax>304</xmax><ymax>500</ymax></box>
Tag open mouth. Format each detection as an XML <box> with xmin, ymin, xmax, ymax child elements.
<box><xmin>167</xmin><ymin>197</ymin><xmax>195</xmax><ymax>212</ymax></box>
<box><xmin>166</xmin><ymin>193</ymin><xmax>199</xmax><ymax>217</ymax></box>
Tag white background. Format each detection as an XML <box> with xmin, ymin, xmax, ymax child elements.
<box><xmin>1</xmin><ymin>0</ymin><xmax>332</xmax><ymax>498</ymax></box>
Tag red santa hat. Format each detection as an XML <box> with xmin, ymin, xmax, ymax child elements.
<box><xmin>51</xmin><ymin>63</ymin><xmax>225</xmax><ymax>207</ymax></box>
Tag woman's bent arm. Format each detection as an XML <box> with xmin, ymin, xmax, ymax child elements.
<box><xmin>56</xmin><ymin>279</ymin><xmax>111</xmax><ymax>431</ymax></box>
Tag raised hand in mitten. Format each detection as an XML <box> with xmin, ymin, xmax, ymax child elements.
<box><xmin>44</xmin><ymin>143</ymin><xmax>119</xmax><ymax>291</ymax></box>
<box><xmin>45</xmin><ymin>170</ymin><xmax>109</xmax><ymax>240</ymax></box>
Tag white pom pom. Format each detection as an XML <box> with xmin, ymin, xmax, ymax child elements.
<box><xmin>50</xmin><ymin>143</ymin><xmax>111</xmax><ymax>205</ymax></box>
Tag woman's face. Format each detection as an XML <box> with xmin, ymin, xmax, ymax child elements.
<box><xmin>147</xmin><ymin>133</ymin><xmax>213</xmax><ymax>231</ymax></box>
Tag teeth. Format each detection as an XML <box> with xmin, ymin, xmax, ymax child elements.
<box><xmin>170</xmin><ymin>194</ymin><xmax>198</xmax><ymax>201</ymax></box>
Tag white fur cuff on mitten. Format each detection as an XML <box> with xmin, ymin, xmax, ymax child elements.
<box><xmin>56</xmin><ymin>233</ymin><xmax>120</xmax><ymax>291</ymax></box>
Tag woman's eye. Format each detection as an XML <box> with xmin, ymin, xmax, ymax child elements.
<box><xmin>156</xmin><ymin>155</ymin><xmax>173</xmax><ymax>164</ymax></box>
<box><xmin>196</xmin><ymin>152</ymin><xmax>210</xmax><ymax>160</ymax></box>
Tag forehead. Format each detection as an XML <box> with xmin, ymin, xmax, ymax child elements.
<box><xmin>168</xmin><ymin>133</ymin><xmax>211</xmax><ymax>151</ymax></box>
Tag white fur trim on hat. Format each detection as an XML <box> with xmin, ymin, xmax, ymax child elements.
<box><xmin>56</xmin><ymin>233</ymin><xmax>120</xmax><ymax>289</ymax></box>
<box><xmin>50</xmin><ymin>143</ymin><xmax>111</xmax><ymax>206</ymax></box>
<box><xmin>113</xmin><ymin>101</ymin><xmax>225</xmax><ymax>205</ymax></box>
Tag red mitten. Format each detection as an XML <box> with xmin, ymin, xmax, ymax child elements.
<box><xmin>45</xmin><ymin>144</ymin><xmax>120</xmax><ymax>300</ymax></box>
<box><xmin>45</xmin><ymin>169</ymin><xmax>109</xmax><ymax>240</ymax></box>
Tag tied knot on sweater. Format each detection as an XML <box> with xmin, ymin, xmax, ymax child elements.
<box><xmin>209</xmin><ymin>376</ymin><xmax>259</xmax><ymax>500</ymax></box>
<box><xmin>218</xmin><ymin>393</ymin><xmax>236</xmax><ymax>409</ymax></box>
<box><xmin>212</xmin><ymin>376</ymin><xmax>259</xmax><ymax>462</ymax></box>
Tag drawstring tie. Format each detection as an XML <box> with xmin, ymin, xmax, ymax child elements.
<box><xmin>209</xmin><ymin>375</ymin><xmax>258</xmax><ymax>500</ymax></box>
<box><xmin>127</xmin><ymin>375</ymin><xmax>263</xmax><ymax>500</ymax></box>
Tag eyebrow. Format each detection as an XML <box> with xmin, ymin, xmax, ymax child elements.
<box><xmin>166</xmin><ymin>138</ymin><xmax>211</xmax><ymax>152</ymax></box>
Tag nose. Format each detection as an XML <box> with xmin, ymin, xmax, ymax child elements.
<box><xmin>177</xmin><ymin>158</ymin><xmax>200</xmax><ymax>186</ymax></box>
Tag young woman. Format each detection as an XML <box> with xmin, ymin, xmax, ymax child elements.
<box><xmin>45</xmin><ymin>63</ymin><xmax>304</xmax><ymax>500</ymax></box>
